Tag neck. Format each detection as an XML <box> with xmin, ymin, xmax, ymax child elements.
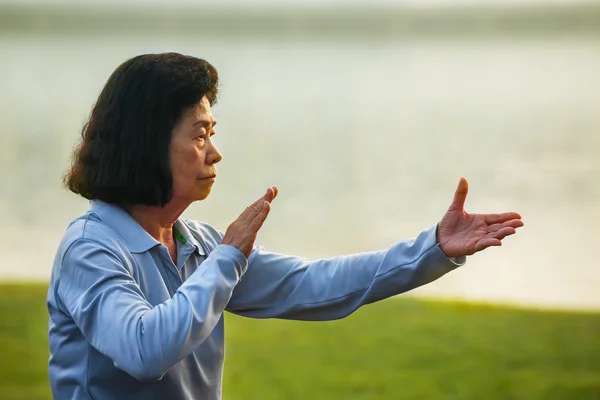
<box><xmin>125</xmin><ymin>199</ymin><xmax>190</xmax><ymax>244</ymax></box>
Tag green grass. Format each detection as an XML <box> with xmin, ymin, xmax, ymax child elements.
<box><xmin>1</xmin><ymin>283</ymin><xmax>599</xmax><ymax>400</ymax></box>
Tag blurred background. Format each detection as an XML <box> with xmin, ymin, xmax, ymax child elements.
<box><xmin>0</xmin><ymin>1</ymin><xmax>599</xmax><ymax>399</ymax></box>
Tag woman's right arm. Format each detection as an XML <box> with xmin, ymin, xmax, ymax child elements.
<box><xmin>55</xmin><ymin>187</ymin><xmax>275</xmax><ymax>381</ymax></box>
<box><xmin>56</xmin><ymin>239</ymin><xmax>246</xmax><ymax>381</ymax></box>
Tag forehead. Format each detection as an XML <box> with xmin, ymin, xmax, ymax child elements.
<box><xmin>182</xmin><ymin>96</ymin><xmax>214</xmax><ymax>121</ymax></box>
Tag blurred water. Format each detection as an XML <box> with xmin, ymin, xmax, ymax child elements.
<box><xmin>1</xmin><ymin>26</ymin><xmax>599</xmax><ymax>310</ymax></box>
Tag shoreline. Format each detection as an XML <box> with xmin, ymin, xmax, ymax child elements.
<box><xmin>1</xmin><ymin>3</ymin><xmax>599</xmax><ymax>37</ymax></box>
<box><xmin>8</xmin><ymin>280</ymin><xmax>599</xmax><ymax>313</ymax></box>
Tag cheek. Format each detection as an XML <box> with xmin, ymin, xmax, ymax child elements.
<box><xmin>171</xmin><ymin>147</ymin><xmax>204</xmax><ymax>180</ymax></box>
<box><xmin>170</xmin><ymin>164</ymin><xmax>200</xmax><ymax>198</ymax></box>
<box><xmin>172</xmin><ymin>162</ymin><xmax>196</xmax><ymax>188</ymax></box>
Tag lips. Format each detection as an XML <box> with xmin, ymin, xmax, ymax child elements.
<box><xmin>201</xmin><ymin>174</ymin><xmax>216</xmax><ymax>180</ymax></box>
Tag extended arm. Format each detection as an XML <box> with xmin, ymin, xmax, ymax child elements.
<box><xmin>226</xmin><ymin>225</ymin><xmax>463</xmax><ymax>320</ymax></box>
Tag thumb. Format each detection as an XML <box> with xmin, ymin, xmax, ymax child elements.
<box><xmin>449</xmin><ymin>177</ymin><xmax>468</xmax><ymax>211</ymax></box>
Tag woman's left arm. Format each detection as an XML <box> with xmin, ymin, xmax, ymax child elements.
<box><xmin>225</xmin><ymin>225</ymin><xmax>463</xmax><ymax>320</ymax></box>
<box><xmin>225</xmin><ymin>177</ymin><xmax>523</xmax><ymax>320</ymax></box>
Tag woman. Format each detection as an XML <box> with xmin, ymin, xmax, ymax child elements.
<box><xmin>47</xmin><ymin>52</ymin><xmax>523</xmax><ymax>400</ymax></box>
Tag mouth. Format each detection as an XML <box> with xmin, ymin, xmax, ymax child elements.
<box><xmin>200</xmin><ymin>174</ymin><xmax>217</xmax><ymax>180</ymax></box>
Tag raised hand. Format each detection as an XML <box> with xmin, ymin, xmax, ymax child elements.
<box><xmin>436</xmin><ymin>178</ymin><xmax>523</xmax><ymax>258</ymax></box>
<box><xmin>222</xmin><ymin>186</ymin><xmax>278</xmax><ymax>259</ymax></box>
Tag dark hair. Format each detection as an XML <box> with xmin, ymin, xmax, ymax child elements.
<box><xmin>64</xmin><ymin>52</ymin><xmax>219</xmax><ymax>207</ymax></box>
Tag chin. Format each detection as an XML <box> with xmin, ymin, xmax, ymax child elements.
<box><xmin>185</xmin><ymin>180</ymin><xmax>214</xmax><ymax>202</ymax></box>
<box><xmin>193</xmin><ymin>188</ymin><xmax>212</xmax><ymax>202</ymax></box>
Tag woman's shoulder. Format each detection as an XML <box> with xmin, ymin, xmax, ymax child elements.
<box><xmin>58</xmin><ymin>212</ymin><xmax>131</xmax><ymax>260</ymax></box>
<box><xmin>50</xmin><ymin>213</ymin><xmax>135</xmax><ymax>290</ymax></box>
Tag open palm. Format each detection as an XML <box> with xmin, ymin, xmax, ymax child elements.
<box><xmin>437</xmin><ymin>177</ymin><xmax>524</xmax><ymax>258</ymax></box>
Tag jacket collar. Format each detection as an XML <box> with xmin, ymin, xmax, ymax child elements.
<box><xmin>173</xmin><ymin>219</ymin><xmax>205</xmax><ymax>256</ymax></box>
<box><xmin>89</xmin><ymin>201</ymin><xmax>204</xmax><ymax>255</ymax></box>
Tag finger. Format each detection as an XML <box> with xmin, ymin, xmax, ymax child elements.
<box><xmin>493</xmin><ymin>226</ymin><xmax>516</xmax><ymax>240</ymax></box>
<box><xmin>474</xmin><ymin>238</ymin><xmax>502</xmax><ymax>253</ymax></box>
<box><xmin>253</xmin><ymin>187</ymin><xmax>277</xmax><ymax>208</ymax></box>
<box><xmin>239</xmin><ymin>192</ymin><xmax>269</xmax><ymax>223</ymax></box>
<box><xmin>264</xmin><ymin>186</ymin><xmax>279</xmax><ymax>204</ymax></box>
<box><xmin>484</xmin><ymin>212</ymin><xmax>522</xmax><ymax>224</ymax></box>
<box><xmin>264</xmin><ymin>188</ymin><xmax>275</xmax><ymax>203</ymax></box>
<box><xmin>449</xmin><ymin>177</ymin><xmax>468</xmax><ymax>211</ymax></box>
<box><xmin>501</xmin><ymin>219</ymin><xmax>524</xmax><ymax>229</ymax></box>
<box><xmin>249</xmin><ymin>200</ymin><xmax>271</xmax><ymax>232</ymax></box>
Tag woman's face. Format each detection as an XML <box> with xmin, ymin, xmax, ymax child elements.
<box><xmin>169</xmin><ymin>96</ymin><xmax>222</xmax><ymax>203</ymax></box>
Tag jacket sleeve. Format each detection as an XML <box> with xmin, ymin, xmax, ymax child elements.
<box><xmin>56</xmin><ymin>239</ymin><xmax>246</xmax><ymax>381</ymax></box>
<box><xmin>225</xmin><ymin>225</ymin><xmax>464</xmax><ymax>320</ymax></box>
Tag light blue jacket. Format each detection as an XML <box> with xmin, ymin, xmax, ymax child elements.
<box><xmin>47</xmin><ymin>200</ymin><xmax>463</xmax><ymax>399</ymax></box>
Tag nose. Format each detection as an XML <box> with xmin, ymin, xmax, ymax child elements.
<box><xmin>207</xmin><ymin>139</ymin><xmax>223</xmax><ymax>165</ymax></box>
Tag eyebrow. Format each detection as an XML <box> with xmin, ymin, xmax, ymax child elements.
<box><xmin>192</xmin><ymin>119</ymin><xmax>217</xmax><ymax>129</ymax></box>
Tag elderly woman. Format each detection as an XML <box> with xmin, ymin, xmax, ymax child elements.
<box><xmin>47</xmin><ymin>53</ymin><xmax>523</xmax><ymax>400</ymax></box>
